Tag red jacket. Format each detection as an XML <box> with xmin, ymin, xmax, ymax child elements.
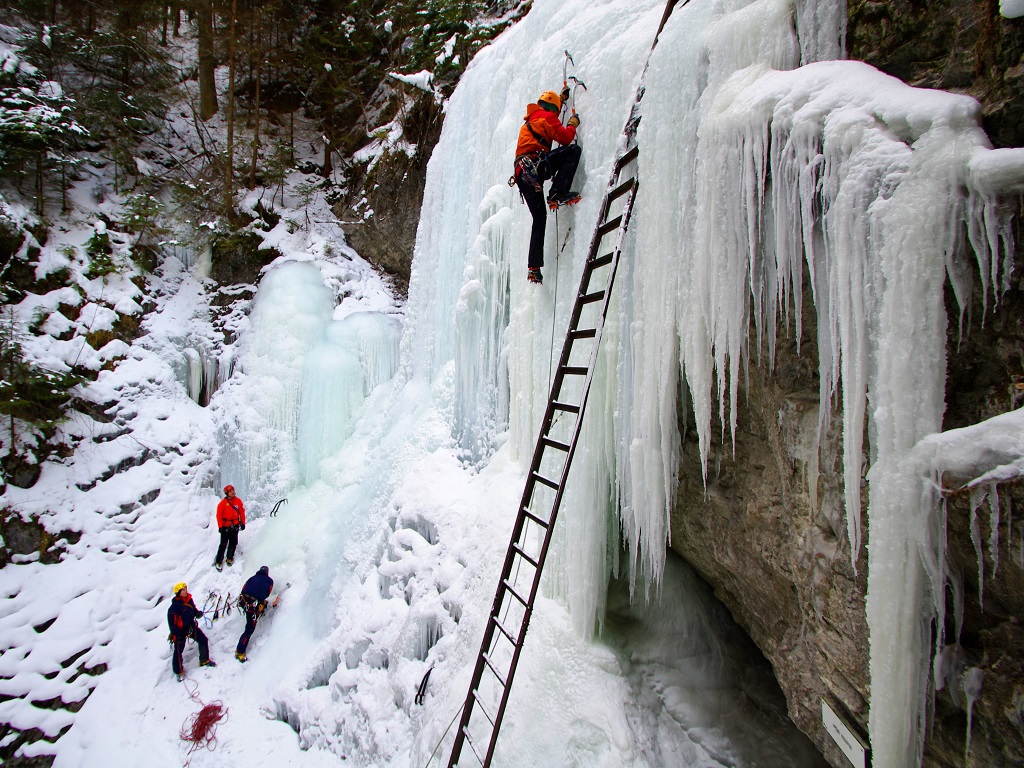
<box><xmin>216</xmin><ymin>495</ymin><xmax>246</xmax><ymax>528</ymax></box>
<box><xmin>515</xmin><ymin>106</ymin><xmax>576</xmax><ymax>159</ymax></box>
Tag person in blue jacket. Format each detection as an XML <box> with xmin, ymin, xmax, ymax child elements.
<box><xmin>235</xmin><ymin>566</ymin><xmax>274</xmax><ymax>662</ymax></box>
<box><xmin>167</xmin><ymin>582</ymin><xmax>216</xmax><ymax>681</ymax></box>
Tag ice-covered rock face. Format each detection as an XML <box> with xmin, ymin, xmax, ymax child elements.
<box><xmin>401</xmin><ymin>0</ymin><xmax>1023</xmax><ymax>765</ymax></box>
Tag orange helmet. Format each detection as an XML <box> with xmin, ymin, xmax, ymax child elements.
<box><xmin>538</xmin><ymin>90</ymin><xmax>561</xmax><ymax>110</ymax></box>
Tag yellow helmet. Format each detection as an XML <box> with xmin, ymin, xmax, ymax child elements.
<box><xmin>538</xmin><ymin>90</ymin><xmax>561</xmax><ymax>110</ymax></box>
<box><xmin>173</xmin><ymin>582</ymin><xmax>187</xmax><ymax>595</ymax></box>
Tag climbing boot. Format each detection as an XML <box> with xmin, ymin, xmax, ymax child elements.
<box><xmin>176</xmin><ymin>673</ymin><xmax>185</xmax><ymax>682</ymax></box>
<box><xmin>214</xmin><ymin>561</ymin><xmax>223</xmax><ymax>572</ymax></box>
<box><xmin>235</xmin><ymin>652</ymin><xmax>247</xmax><ymax>663</ymax></box>
<box><xmin>527</xmin><ymin>268</ymin><xmax>543</xmax><ymax>284</ymax></box>
<box><xmin>226</xmin><ymin>558</ymin><xmax>233</xmax><ymax>567</ymax></box>
<box><xmin>546</xmin><ymin>191</ymin><xmax>581</xmax><ymax>210</ymax></box>
<box><xmin>199</xmin><ymin>659</ymin><xmax>217</xmax><ymax>668</ymax></box>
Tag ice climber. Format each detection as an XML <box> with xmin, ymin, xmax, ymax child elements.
<box><xmin>214</xmin><ymin>484</ymin><xmax>246</xmax><ymax>571</ymax></box>
<box><xmin>513</xmin><ymin>87</ymin><xmax>582</xmax><ymax>284</ymax></box>
<box><xmin>235</xmin><ymin>565</ymin><xmax>274</xmax><ymax>662</ymax></box>
<box><xmin>167</xmin><ymin>582</ymin><xmax>216</xmax><ymax>681</ymax></box>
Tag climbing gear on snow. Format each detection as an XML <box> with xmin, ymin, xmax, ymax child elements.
<box><xmin>270</xmin><ymin>498</ymin><xmax>288</xmax><ymax>517</ymax></box>
<box><xmin>415</xmin><ymin>667</ymin><xmax>433</xmax><ymax>705</ymax></box>
<box><xmin>179</xmin><ymin>681</ymin><xmax>227</xmax><ymax>758</ymax></box>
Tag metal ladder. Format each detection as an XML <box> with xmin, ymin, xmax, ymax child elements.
<box><xmin>446</xmin><ymin>3</ymin><xmax>681</xmax><ymax>766</ymax></box>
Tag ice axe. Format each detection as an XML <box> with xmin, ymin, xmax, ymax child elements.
<box><xmin>568</xmin><ymin>75</ymin><xmax>588</xmax><ymax>111</ymax></box>
<box><xmin>270</xmin><ymin>498</ymin><xmax>288</xmax><ymax>517</ymax></box>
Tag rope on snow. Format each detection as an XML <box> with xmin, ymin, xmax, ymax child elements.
<box><xmin>179</xmin><ymin>679</ymin><xmax>228</xmax><ymax>764</ymax></box>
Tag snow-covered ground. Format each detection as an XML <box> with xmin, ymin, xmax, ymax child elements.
<box><xmin>4</xmin><ymin>0</ymin><xmax>1024</xmax><ymax>766</ymax></box>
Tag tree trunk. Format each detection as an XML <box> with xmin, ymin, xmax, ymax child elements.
<box><xmin>197</xmin><ymin>0</ymin><xmax>218</xmax><ymax>121</ymax></box>
<box><xmin>224</xmin><ymin>0</ymin><xmax>236</xmax><ymax>209</ymax></box>
<box><xmin>249</xmin><ymin>7</ymin><xmax>262</xmax><ymax>191</ymax></box>
<box><xmin>35</xmin><ymin>152</ymin><xmax>44</xmax><ymax>217</ymax></box>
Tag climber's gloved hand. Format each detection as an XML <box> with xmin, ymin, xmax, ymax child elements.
<box><xmin>560</xmin><ymin>86</ymin><xmax>571</xmax><ymax>104</ymax></box>
<box><xmin>240</xmin><ymin>523</ymin><xmax>245</xmax><ymax>531</ymax></box>
<box><xmin>567</xmin><ymin>114</ymin><xmax>580</xmax><ymax>128</ymax></box>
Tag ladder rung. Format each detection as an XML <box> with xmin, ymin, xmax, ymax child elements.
<box><xmin>502</xmin><ymin>579</ymin><xmax>528</xmax><ymax>606</ymax></box>
<box><xmin>492</xmin><ymin>615</ymin><xmax>519</xmax><ymax>645</ymax></box>
<box><xmin>559</xmin><ymin>366</ymin><xmax>588</xmax><ymax>377</ymax></box>
<box><xmin>541</xmin><ymin>435</ymin><xmax>571</xmax><ymax>451</ymax></box>
<box><xmin>551</xmin><ymin>401</ymin><xmax>580</xmax><ymax>414</ymax></box>
<box><xmin>588</xmin><ymin>253</ymin><xmax>613</xmax><ymax>270</ymax></box>
<box><xmin>580</xmin><ymin>290</ymin><xmax>605</xmax><ymax>305</ymax></box>
<box><xmin>570</xmin><ymin>329</ymin><xmax>597</xmax><ymax>340</ymax></box>
<box><xmin>461</xmin><ymin>726</ymin><xmax>486</xmax><ymax>765</ymax></box>
<box><xmin>596</xmin><ymin>215</ymin><xmax>624</xmax><ymax>239</ymax></box>
<box><xmin>482</xmin><ymin>651</ymin><xmax>508</xmax><ymax>687</ymax></box>
<box><xmin>607</xmin><ymin>176</ymin><xmax>636</xmax><ymax>204</ymax></box>
<box><xmin>616</xmin><ymin>145</ymin><xmax>640</xmax><ymax>169</ymax></box>
<box><xmin>471</xmin><ymin>692</ymin><xmax>495</xmax><ymax>729</ymax></box>
<box><xmin>512</xmin><ymin>542</ymin><xmax>539</xmax><ymax>568</ymax></box>
<box><xmin>530</xmin><ymin>472</ymin><xmax>559</xmax><ymax>490</ymax></box>
<box><xmin>522</xmin><ymin>507</ymin><xmax>550</xmax><ymax>528</ymax></box>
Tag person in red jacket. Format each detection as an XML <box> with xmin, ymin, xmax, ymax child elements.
<box><xmin>513</xmin><ymin>88</ymin><xmax>582</xmax><ymax>284</ymax></box>
<box><xmin>214</xmin><ymin>484</ymin><xmax>246</xmax><ymax>571</ymax></box>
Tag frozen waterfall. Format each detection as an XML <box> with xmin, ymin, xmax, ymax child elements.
<box><xmin>212</xmin><ymin>0</ymin><xmax>1023</xmax><ymax>765</ymax></box>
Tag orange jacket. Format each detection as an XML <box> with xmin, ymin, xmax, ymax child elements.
<box><xmin>515</xmin><ymin>105</ymin><xmax>576</xmax><ymax>159</ymax></box>
<box><xmin>216</xmin><ymin>495</ymin><xmax>246</xmax><ymax>528</ymax></box>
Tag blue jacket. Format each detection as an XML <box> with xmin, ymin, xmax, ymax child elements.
<box><xmin>241</xmin><ymin>571</ymin><xmax>274</xmax><ymax>602</ymax></box>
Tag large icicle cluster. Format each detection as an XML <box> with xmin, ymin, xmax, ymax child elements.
<box><xmin>633</xmin><ymin>4</ymin><xmax>1021</xmax><ymax>768</ymax></box>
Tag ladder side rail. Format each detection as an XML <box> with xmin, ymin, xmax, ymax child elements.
<box><xmin>450</xmin><ymin>472</ymin><xmax>549</xmax><ymax>766</ymax></box>
<box><xmin>454</xmin><ymin>174</ymin><xmax>640</xmax><ymax>768</ymax></box>
<box><xmin>475</xmin><ymin>177</ymin><xmax>642</xmax><ymax>768</ymax></box>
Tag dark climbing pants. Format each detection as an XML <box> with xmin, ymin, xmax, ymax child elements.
<box><xmin>516</xmin><ymin>144</ymin><xmax>582</xmax><ymax>270</ymax></box>
<box><xmin>215</xmin><ymin>526</ymin><xmax>238</xmax><ymax>565</ymax></box>
<box><xmin>236</xmin><ymin>604</ymin><xmax>264</xmax><ymax>655</ymax></box>
<box><xmin>172</xmin><ymin>627</ymin><xmax>210</xmax><ymax>675</ymax></box>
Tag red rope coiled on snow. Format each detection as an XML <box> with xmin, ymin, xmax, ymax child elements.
<box><xmin>179</xmin><ymin>680</ymin><xmax>227</xmax><ymax>760</ymax></box>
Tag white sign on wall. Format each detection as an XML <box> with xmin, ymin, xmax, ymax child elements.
<box><xmin>821</xmin><ymin>699</ymin><xmax>868</xmax><ymax>768</ymax></box>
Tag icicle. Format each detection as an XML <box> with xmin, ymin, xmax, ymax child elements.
<box><xmin>987</xmin><ymin>482</ymin><xmax>1000</xmax><ymax>581</ymax></box>
<box><xmin>969</xmin><ymin>486</ymin><xmax>985</xmax><ymax>610</ymax></box>
<box><xmin>962</xmin><ymin>666</ymin><xmax>984</xmax><ymax>764</ymax></box>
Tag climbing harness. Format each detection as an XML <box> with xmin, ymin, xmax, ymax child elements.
<box><xmin>237</xmin><ymin>593</ymin><xmax>268</xmax><ymax>616</ymax></box>
<box><xmin>510</xmin><ymin>152</ymin><xmax>548</xmax><ymax>195</ymax></box>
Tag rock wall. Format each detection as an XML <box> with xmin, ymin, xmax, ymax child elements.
<box><xmin>669</xmin><ymin>6</ymin><xmax>1024</xmax><ymax>765</ymax></box>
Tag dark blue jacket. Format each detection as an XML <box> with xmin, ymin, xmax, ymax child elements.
<box><xmin>241</xmin><ymin>571</ymin><xmax>274</xmax><ymax>602</ymax></box>
<box><xmin>167</xmin><ymin>593</ymin><xmax>201</xmax><ymax>638</ymax></box>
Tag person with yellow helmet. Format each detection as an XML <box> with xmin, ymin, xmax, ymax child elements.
<box><xmin>513</xmin><ymin>87</ymin><xmax>582</xmax><ymax>284</ymax></box>
<box><xmin>167</xmin><ymin>582</ymin><xmax>216</xmax><ymax>681</ymax></box>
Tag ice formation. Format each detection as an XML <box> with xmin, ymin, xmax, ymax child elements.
<box><xmin>403</xmin><ymin>0</ymin><xmax>1023</xmax><ymax>765</ymax></box>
